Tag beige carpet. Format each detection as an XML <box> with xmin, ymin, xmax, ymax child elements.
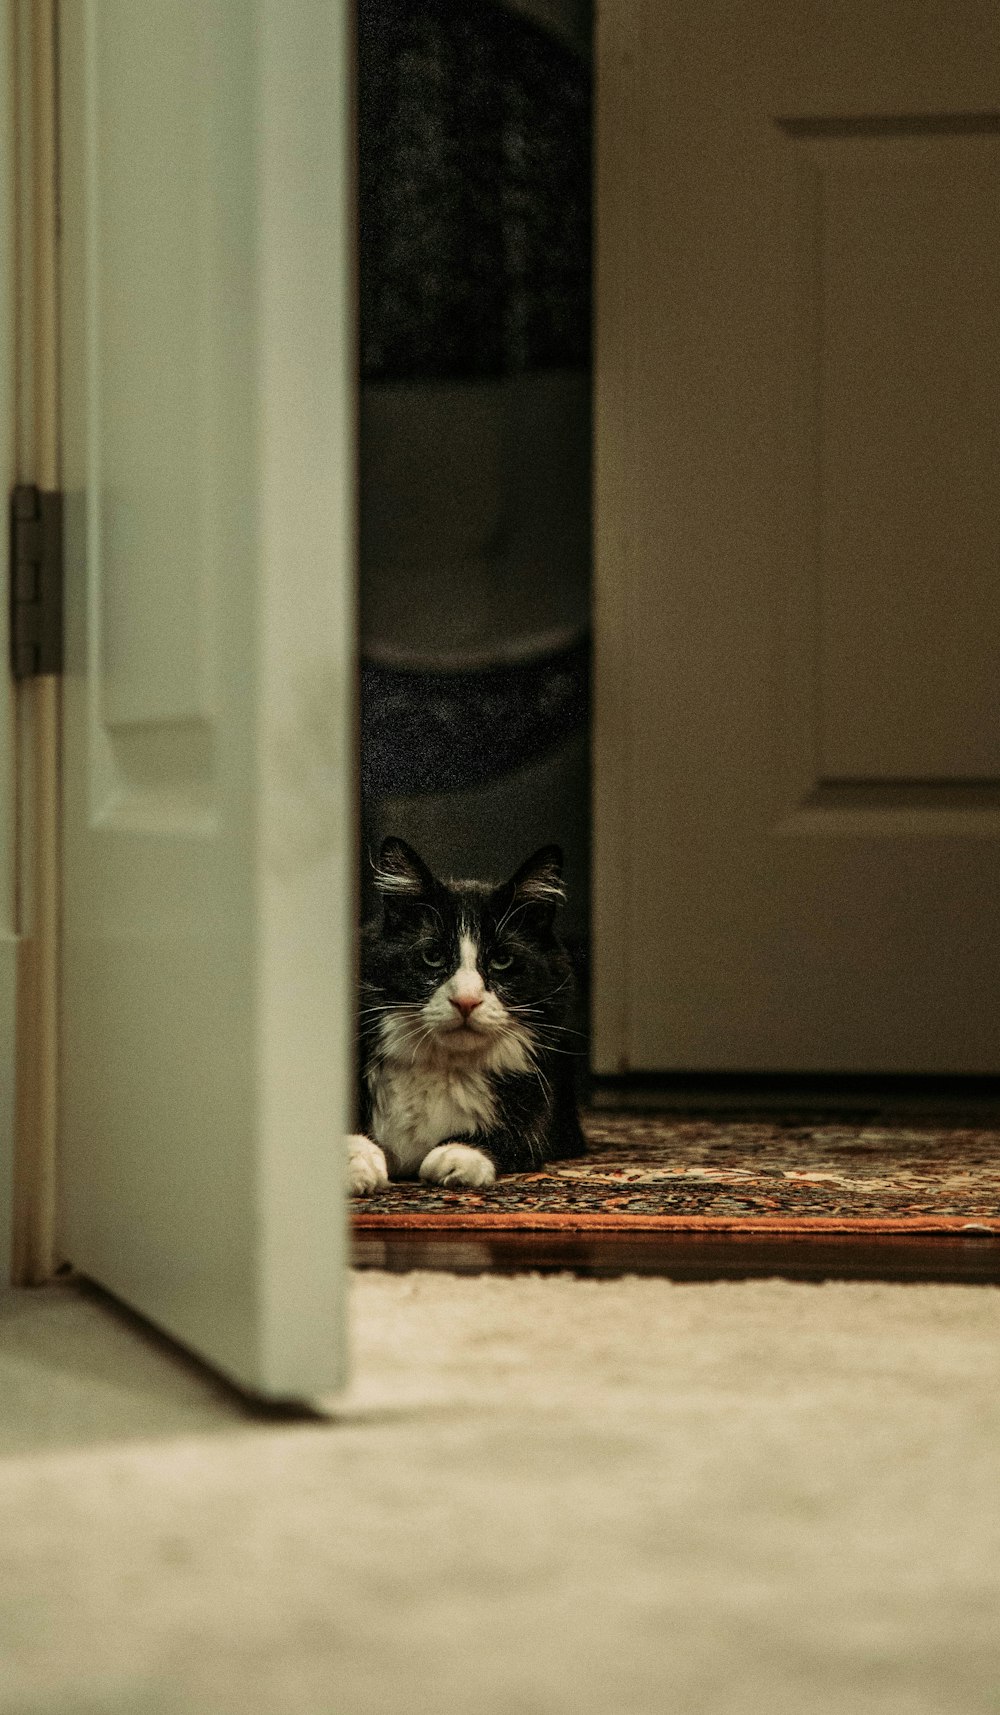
<box><xmin>1</xmin><ymin>1275</ymin><xmax>999</xmax><ymax>1714</ymax></box>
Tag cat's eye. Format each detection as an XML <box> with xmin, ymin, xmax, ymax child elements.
<box><xmin>421</xmin><ymin>949</ymin><xmax>446</xmax><ymax>969</ymax></box>
<box><xmin>491</xmin><ymin>951</ymin><xmax>514</xmax><ymax>972</ymax></box>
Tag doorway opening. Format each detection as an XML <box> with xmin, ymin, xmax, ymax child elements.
<box><xmin>357</xmin><ymin>0</ymin><xmax>593</xmax><ymax>1009</ymax></box>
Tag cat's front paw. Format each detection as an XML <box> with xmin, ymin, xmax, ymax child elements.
<box><xmin>347</xmin><ymin>1133</ymin><xmax>389</xmax><ymax>1196</ymax></box>
<box><xmin>420</xmin><ymin>1142</ymin><xmax>497</xmax><ymax>1190</ymax></box>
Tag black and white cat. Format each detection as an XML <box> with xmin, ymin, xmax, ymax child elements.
<box><xmin>347</xmin><ymin>837</ymin><xmax>584</xmax><ymax>1195</ymax></box>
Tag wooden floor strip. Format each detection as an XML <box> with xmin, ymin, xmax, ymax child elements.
<box><xmin>353</xmin><ymin>1227</ymin><xmax>1000</xmax><ymax>1284</ymax></box>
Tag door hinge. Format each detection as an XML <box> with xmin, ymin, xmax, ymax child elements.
<box><xmin>9</xmin><ymin>483</ymin><xmax>63</xmax><ymax>679</ymax></box>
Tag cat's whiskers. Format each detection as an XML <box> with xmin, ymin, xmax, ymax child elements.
<box><xmin>529</xmin><ymin>976</ymin><xmax>574</xmax><ymax>1008</ymax></box>
<box><xmin>505</xmin><ymin>1002</ymin><xmax>583</xmax><ymax>1040</ymax></box>
<box><xmin>511</xmin><ymin>1027</ymin><xmax>553</xmax><ymax>1106</ymax></box>
<box><xmin>506</xmin><ymin>1001</ymin><xmax>573</xmax><ymax>1022</ymax></box>
<box><xmin>407</xmin><ymin>1023</ymin><xmax>439</xmax><ymax>1066</ymax></box>
<box><xmin>492</xmin><ymin>896</ymin><xmax>527</xmax><ymax>941</ymax></box>
<box><xmin>371</xmin><ymin>1011</ymin><xmax>441</xmax><ymax>1073</ymax></box>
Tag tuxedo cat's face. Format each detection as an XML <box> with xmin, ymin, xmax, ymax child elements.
<box><xmin>361</xmin><ymin>838</ymin><xmax>573</xmax><ymax>1067</ymax></box>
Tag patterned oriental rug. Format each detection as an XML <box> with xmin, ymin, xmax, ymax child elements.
<box><xmin>351</xmin><ymin>1112</ymin><xmax>1000</xmax><ymax>1235</ymax></box>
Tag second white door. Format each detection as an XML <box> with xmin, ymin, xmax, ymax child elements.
<box><xmin>594</xmin><ymin>0</ymin><xmax>1000</xmax><ymax>1074</ymax></box>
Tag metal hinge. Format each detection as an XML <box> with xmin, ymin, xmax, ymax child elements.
<box><xmin>9</xmin><ymin>483</ymin><xmax>63</xmax><ymax>679</ymax></box>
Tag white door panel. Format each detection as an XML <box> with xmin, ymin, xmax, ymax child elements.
<box><xmin>59</xmin><ymin>0</ymin><xmax>356</xmax><ymax>1395</ymax></box>
<box><xmin>594</xmin><ymin>0</ymin><xmax>1000</xmax><ymax>1073</ymax></box>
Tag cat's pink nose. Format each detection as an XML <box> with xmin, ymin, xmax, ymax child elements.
<box><xmin>450</xmin><ymin>995</ymin><xmax>482</xmax><ymax>1020</ymax></box>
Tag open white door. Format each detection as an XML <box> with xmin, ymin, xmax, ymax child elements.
<box><xmin>58</xmin><ymin>0</ymin><xmax>357</xmax><ymax>1397</ymax></box>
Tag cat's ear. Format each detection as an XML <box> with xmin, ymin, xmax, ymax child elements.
<box><xmin>374</xmin><ymin>836</ymin><xmax>436</xmax><ymax>902</ymax></box>
<box><xmin>495</xmin><ymin>845</ymin><xmax>565</xmax><ymax>932</ymax></box>
<box><xmin>507</xmin><ymin>844</ymin><xmax>565</xmax><ymax>907</ymax></box>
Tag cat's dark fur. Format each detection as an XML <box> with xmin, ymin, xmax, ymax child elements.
<box><xmin>348</xmin><ymin>837</ymin><xmax>584</xmax><ymax>1194</ymax></box>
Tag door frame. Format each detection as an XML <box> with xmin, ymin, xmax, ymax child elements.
<box><xmin>0</xmin><ymin>0</ymin><xmax>18</xmax><ymax>1286</ymax></box>
<box><xmin>4</xmin><ymin>0</ymin><xmax>79</xmax><ymax>1288</ymax></box>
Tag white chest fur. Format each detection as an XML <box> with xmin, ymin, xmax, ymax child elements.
<box><xmin>369</xmin><ymin>1058</ymin><xmax>499</xmax><ymax>1174</ymax></box>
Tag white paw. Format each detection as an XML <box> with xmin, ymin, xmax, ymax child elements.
<box><xmin>420</xmin><ymin>1142</ymin><xmax>497</xmax><ymax>1190</ymax></box>
<box><xmin>347</xmin><ymin>1134</ymin><xmax>389</xmax><ymax>1196</ymax></box>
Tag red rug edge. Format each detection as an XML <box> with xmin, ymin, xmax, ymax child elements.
<box><xmin>352</xmin><ymin>1212</ymin><xmax>1000</xmax><ymax>1236</ymax></box>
